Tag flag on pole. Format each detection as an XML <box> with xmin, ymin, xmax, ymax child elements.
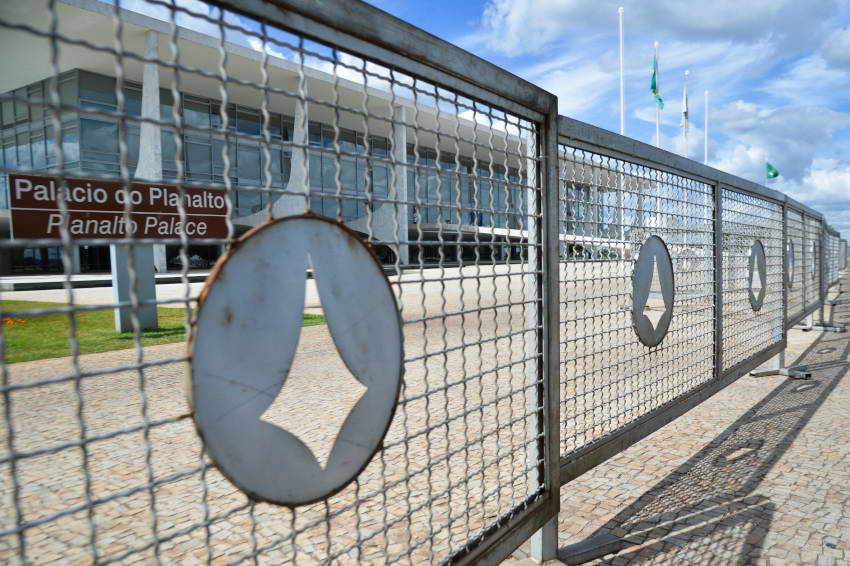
<box><xmin>766</xmin><ymin>162</ymin><xmax>779</xmax><ymax>179</ymax></box>
<box><xmin>650</xmin><ymin>54</ymin><xmax>664</xmax><ymax>109</ymax></box>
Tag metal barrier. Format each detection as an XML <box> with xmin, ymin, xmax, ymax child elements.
<box><xmin>786</xmin><ymin>206</ymin><xmax>808</xmax><ymax>327</ymax></box>
<box><xmin>0</xmin><ymin>0</ymin><xmax>845</xmax><ymax>564</ymax></box>
<box><xmin>554</xmin><ymin>116</ymin><xmax>839</xmax><ymax>486</ymax></box>
<box><xmin>805</xmin><ymin>215</ymin><xmax>824</xmax><ymax>312</ymax></box>
<box><xmin>825</xmin><ymin>228</ymin><xmax>841</xmax><ymax>289</ymax></box>
<box><xmin>0</xmin><ymin>0</ymin><xmax>560</xmax><ymax>564</ymax></box>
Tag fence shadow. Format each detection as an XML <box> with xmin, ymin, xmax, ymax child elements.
<box><xmin>560</xmin><ymin>292</ymin><xmax>850</xmax><ymax>564</ymax></box>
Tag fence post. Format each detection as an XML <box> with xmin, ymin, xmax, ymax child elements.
<box><xmin>713</xmin><ymin>182</ymin><xmax>724</xmax><ymax>379</ymax></box>
<box><xmin>528</xmin><ymin>105</ymin><xmax>561</xmax><ymax>563</ymax></box>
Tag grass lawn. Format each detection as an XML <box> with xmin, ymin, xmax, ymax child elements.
<box><xmin>2</xmin><ymin>300</ymin><xmax>325</xmax><ymax>364</ymax></box>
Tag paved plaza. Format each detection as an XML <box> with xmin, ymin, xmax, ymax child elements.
<box><xmin>1</xmin><ymin>267</ymin><xmax>848</xmax><ymax>564</ymax></box>
<box><xmin>508</xmin><ymin>276</ymin><xmax>850</xmax><ymax>565</ymax></box>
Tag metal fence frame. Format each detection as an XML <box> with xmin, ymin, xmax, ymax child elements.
<box><xmin>554</xmin><ymin>116</ymin><xmax>839</xmax><ymax>488</ymax></box>
<box><xmin>0</xmin><ymin>0</ymin><xmax>562</xmax><ymax>564</ymax></box>
<box><xmin>0</xmin><ymin>0</ymin><xmax>846</xmax><ymax>564</ymax></box>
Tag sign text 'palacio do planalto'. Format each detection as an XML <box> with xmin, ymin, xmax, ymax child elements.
<box><xmin>9</xmin><ymin>173</ymin><xmax>229</xmax><ymax>239</ymax></box>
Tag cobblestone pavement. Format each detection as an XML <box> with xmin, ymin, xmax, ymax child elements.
<box><xmin>507</xmin><ymin>277</ymin><xmax>850</xmax><ymax>566</ymax></box>
<box><xmin>3</xmin><ymin>266</ymin><xmax>848</xmax><ymax>564</ymax></box>
<box><xmin>1</xmin><ymin>264</ymin><xmax>542</xmax><ymax>564</ymax></box>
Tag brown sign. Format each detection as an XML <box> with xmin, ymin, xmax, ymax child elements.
<box><xmin>9</xmin><ymin>173</ymin><xmax>228</xmax><ymax>239</ymax></box>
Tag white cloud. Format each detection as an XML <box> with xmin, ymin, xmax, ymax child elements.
<box><xmin>476</xmin><ymin>0</ymin><xmax>833</xmax><ymax>57</ymax></box>
<box><xmin>247</xmin><ymin>37</ymin><xmax>287</xmax><ymax>60</ymax></box>
<box><xmin>712</xmin><ymin>143</ymin><xmax>769</xmax><ymax>182</ymax></box>
<box><xmin>783</xmin><ymin>158</ymin><xmax>850</xmax><ymax>234</ymax></box>
<box><xmin>820</xmin><ymin>26</ymin><xmax>850</xmax><ymax>69</ymax></box>
<box><xmin>537</xmin><ymin>65</ymin><xmax>616</xmax><ymax>117</ymax></box>
<box><xmin>796</xmin><ymin>158</ymin><xmax>850</xmax><ymax>203</ymax></box>
<box><xmin>761</xmin><ymin>56</ymin><xmax>850</xmax><ymax>106</ymax></box>
<box><xmin>712</xmin><ymin>101</ymin><xmax>850</xmax><ymax>181</ymax></box>
<box><xmin>118</xmin><ymin>0</ymin><xmax>221</xmax><ymax>37</ymax></box>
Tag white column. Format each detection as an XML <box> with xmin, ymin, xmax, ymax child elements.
<box><xmin>135</xmin><ymin>30</ymin><xmax>166</xmax><ymax>274</ymax></box>
<box><xmin>71</xmin><ymin>246</ymin><xmax>81</xmax><ymax>274</ymax></box>
<box><xmin>112</xmin><ymin>29</ymin><xmax>159</xmax><ymax>332</ymax></box>
<box><xmin>392</xmin><ymin>106</ymin><xmax>409</xmax><ymax>265</ymax></box>
<box><xmin>273</xmin><ymin>97</ymin><xmax>309</xmax><ymax>218</ymax></box>
<box><xmin>350</xmin><ymin>106</ymin><xmax>409</xmax><ymax>265</ymax></box>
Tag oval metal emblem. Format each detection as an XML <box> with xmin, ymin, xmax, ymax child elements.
<box><xmin>189</xmin><ymin>215</ymin><xmax>403</xmax><ymax>506</ymax></box>
<box><xmin>786</xmin><ymin>238</ymin><xmax>794</xmax><ymax>289</ymax></box>
<box><xmin>811</xmin><ymin>241</ymin><xmax>817</xmax><ymax>281</ymax></box>
<box><xmin>749</xmin><ymin>240</ymin><xmax>767</xmax><ymax>311</ymax></box>
<box><xmin>632</xmin><ymin>235</ymin><xmax>674</xmax><ymax>347</ymax></box>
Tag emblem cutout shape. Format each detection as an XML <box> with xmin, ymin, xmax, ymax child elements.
<box><xmin>189</xmin><ymin>215</ymin><xmax>403</xmax><ymax>506</ymax></box>
<box><xmin>632</xmin><ymin>235</ymin><xmax>674</xmax><ymax>347</ymax></box>
<box><xmin>786</xmin><ymin>238</ymin><xmax>794</xmax><ymax>289</ymax></box>
<box><xmin>749</xmin><ymin>240</ymin><xmax>767</xmax><ymax>311</ymax></box>
<box><xmin>811</xmin><ymin>241</ymin><xmax>817</xmax><ymax>281</ymax></box>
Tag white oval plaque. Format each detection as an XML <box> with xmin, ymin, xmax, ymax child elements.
<box><xmin>189</xmin><ymin>215</ymin><xmax>403</xmax><ymax>506</ymax></box>
<box><xmin>632</xmin><ymin>235</ymin><xmax>675</xmax><ymax>348</ymax></box>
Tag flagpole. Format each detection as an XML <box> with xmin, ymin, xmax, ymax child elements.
<box><xmin>765</xmin><ymin>157</ymin><xmax>768</xmax><ymax>187</ymax></box>
<box><xmin>654</xmin><ymin>41</ymin><xmax>660</xmax><ymax>148</ymax></box>
<box><xmin>682</xmin><ymin>69</ymin><xmax>689</xmax><ymax>159</ymax></box>
<box><xmin>617</xmin><ymin>7</ymin><xmax>626</xmax><ymax>240</ymax></box>
<box><xmin>703</xmin><ymin>91</ymin><xmax>708</xmax><ymax>165</ymax></box>
<box><xmin>619</xmin><ymin>7</ymin><xmax>625</xmax><ymax>136</ymax></box>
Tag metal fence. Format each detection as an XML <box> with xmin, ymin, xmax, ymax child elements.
<box><xmin>552</xmin><ymin>117</ymin><xmax>841</xmax><ymax>485</ymax></box>
<box><xmin>0</xmin><ymin>0</ymin><xmax>845</xmax><ymax>565</ymax></box>
<box><xmin>0</xmin><ymin>0</ymin><xmax>560</xmax><ymax>563</ymax></box>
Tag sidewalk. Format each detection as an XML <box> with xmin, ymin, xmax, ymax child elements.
<box><xmin>0</xmin><ymin>271</ymin><xmax>212</xmax><ymax>291</ymax></box>
<box><xmin>507</xmin><ymin>275</ymin><xmax>850</xmax><ymax>565</ymax></box>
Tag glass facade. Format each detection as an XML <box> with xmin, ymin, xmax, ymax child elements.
<box><xmin>406</xmin><ymin>146</ymin><xmax>525</xmax><ymax>230</ymax></box>
<box><xmin>2</xmin><ymin>69</ymin><xmax>531</xmax><ymax>272</ymax></box>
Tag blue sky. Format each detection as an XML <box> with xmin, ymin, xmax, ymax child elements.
<box><xmin>368</xmin><ymin>0</ymin><xmax>850</xmax><ymax>236</ymax></box>
<box><xmin>115</xmin><ymin>0</ymin><xmax>850</xmax><ymax>235</ymax></box>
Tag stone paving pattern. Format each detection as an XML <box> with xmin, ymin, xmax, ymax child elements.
<box><xmin>1</xmin><ymin>265</ymin><xmax>542</xmax><ymax>565</ymax></box>
<box><xmin>507</xmin><ymin>275</ymin><xmax>850</xmax><ymax>565</ymax></box>
<box><xmin>2</xmin><ymin>267</ymin><xmax>848</xmax><ymax>564</ymax></box>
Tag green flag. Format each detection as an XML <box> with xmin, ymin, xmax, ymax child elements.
<box><xmin>650</xmin><ymin>54</ymin><xmax>664</xmax><ymax>109</ymax></box>
<box><xmin>766</xmin><ymin>161</ymin><xmax>779</xmax><ymax>179</ymax></box>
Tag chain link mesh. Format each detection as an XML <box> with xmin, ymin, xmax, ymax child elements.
<box><xmin>720</xmin><ymin>188</ymin><xmax>783</xmax><ymax>372</ymax></box>
<box><xmin>786</xmin><ymin>208</ymin><xmax>805</xmax><ymax>325</ymax></box>
<box><xmin>0</xmin><ymin>0</ymin><xmax>845</xmax><ymax>563</ymax></box>
<box><xmin>804</xmin><ymin>215</ymin><xmax>823</xmax><ymax>311</ymax></box>
<box><xmin>825</xmin><ymin>231</ymin><xmax>840</xmax><ymax>288</ymax></box>
<box><xmin>557</xmin><ymin>145</ymin><xmax>714</xmax><ymax>458</ymax></box>
<box><xmin>0</xmin><ymin>1</ymin><xmax>550</xmax><ymax>563</ymax></box>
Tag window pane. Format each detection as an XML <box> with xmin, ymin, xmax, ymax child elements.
<box><xmin>80</xmin><ymin>119</ymin><xmax>118</xmax><ymax>154</ymax></box>
<box><xmin>237</xmin><ymin>144</ymin><xmax>260</xmax><ymax>182</ymax></box>
<box><xmin>31</xmin><ymin>136</ymin><xmax>46</xmax><ymax>169</ymax></box>
<box><xmin>187</xmin><ymin>141</ymin><xmax>212</xmax><ymax>180</ymax></box>
<box><xmin>236</xmin><ymin>108</ymin><xmax>260</xmax><ymax>136</ymax></box>
<box><xmin>184</xmin><ymin>98</ymin><xmax>210</xmax><ymax>129</ymax></box>
<box><xmin>79</xmin><ymin>71</ymin><xmax>116</xmax><ymax>109</ymax></box>
<box><xmin>124</xmin><ymin>84</ymin><xmax>142</xmax><ymax>117</ymax></box>
<box><xmin>28</xmin><ymin>83</ymin><xmax>44</xmax><ymax>121</ymax></box>
<box><xmin>16</xmin><ymin>133</ymin><xmax>31</xmax><ymax>169</ymax></box>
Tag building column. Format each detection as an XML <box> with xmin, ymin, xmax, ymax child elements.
<box><xmin>273</xmin><ymin>96</ymin><xmax>309</xmax><ymax>218</ymax></box>
<box><xmin>391</xmin><ymin>105</ymin><xmax>409</xmax><ymax>265</ymax></box>
<box><xmin>112</xmin><ymin>29</ymin><xmax>160</xmax><ymax>332</ymax></box>
<box><xmin>71</xmin><ymin>246</ymin><xmax>81</xmax><ymax>274</ymax></box>
<box><xmin>136</xmin><ymin>30</ymin><xmax>166</xmax><ymax>274</ymax></box>
<box><xmin>344</xmin><ymin>105</ymin><xmax>409</xmax><ymax>265</ymax></box>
